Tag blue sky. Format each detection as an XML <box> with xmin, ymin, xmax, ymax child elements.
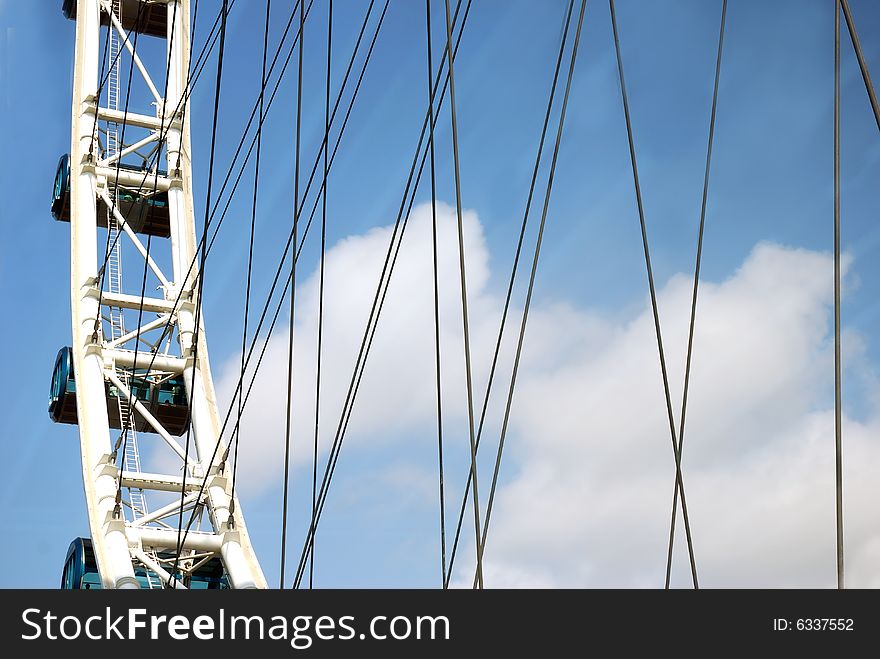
<box><xmin>1</xmin><ymin>0</ymin><xmax>879</xmax><ymax>588</ymax></box>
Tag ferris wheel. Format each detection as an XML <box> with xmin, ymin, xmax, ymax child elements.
<box><xmin>48</xmin><ymin>0</ymin><xmax>266</xmax><ymax>589</ymax></box>
<box><xmin>41</xmin><ymin>0</ymin><xmax>879</xmax><ymax>594</ymax></box>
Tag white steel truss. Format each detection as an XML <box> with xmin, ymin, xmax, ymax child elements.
<box><xmin>102</xmin><ymin>0</ymin><xmax>158</xmax><ymax>588</ymax></box>
<box><xmin>67</xmin><ymin>0</ymin><xmax>266</xmax><ymax>589</ymax></box>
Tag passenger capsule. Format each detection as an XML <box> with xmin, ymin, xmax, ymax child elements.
<box><xmin>62</xmin><ymin>0</ymin><xmax>169</xmax><ymax>38</ymax></box>
<box><xmin>61</xmin><ymin>538</ymin><xmax>229</xmax><ymax>589</ymax></box>
<box><xmin>48</xmin><ymin>347</ymin><xmax>190</xmax><ymax>436</ymax></box>
<box><xmin>50</xmin><ymin>153</ymin><xmax>172</xmax><ymax>237</ymax></box>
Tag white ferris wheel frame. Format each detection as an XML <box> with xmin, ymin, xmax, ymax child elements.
<box><xmin>68</xmin><ymin>0</ymin><xmax>266</xmax><ymax>589</ymax></box>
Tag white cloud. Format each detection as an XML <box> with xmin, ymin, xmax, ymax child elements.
<box><xmin>215</xmin><ymin>201</ymin><xmax>498</xmax><ymax>484</ymax></box>
<box><xmin>215</xmin><ymin>203</ymin><xmax>880</xmax><ymax>588</ymax></box>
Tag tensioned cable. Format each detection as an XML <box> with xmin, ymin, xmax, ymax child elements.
<box><xmin>291</xmin><ymin>0</ymin><xmax>473</xmax><ymax>588</ymax></box>
<box><xmin>425</xmin><ymin>0</ymin><xmax>448</xmax><ymax>588</ymax></box>
<box><xmin>172</xmin><ymin>0</ymin><xmax>390</xmax><ymax>578</ymax></box>
<box><xmin>291</xmin><ymin>0</ymin><xmax>474</xmax><ymax>588</ymax></box>
<box><xmin>213</xmin><ymin>0</ymin><xmax>442</xmax><ymax>508</ymax></box>
<box><xmin>609</xmin><ymin>0</ymin><xmax>699</xmax><ymax>588</ymax></box>
<box><xmin>282</xmin><ymin>0</ymin><xmax>306</xmax><ymax>591</ymax></box>
<box><xmin>164</xmin><ymin>0</ymin><xmax>450</xmax><ymax>589</ymax></box>
<box><xmin>665</xmin><ymin>0</ymin><xmax>726</xmax><ymax>590</ymax></box>
<box><xmin>174</xmin><ymin>0</ymin><xmax>379</xmax><ymax>484</ymax></box>
<box><xmin>293</xmin><ymin>56</ymin><xmax>468</xmax><ymax>583</ymax></box>
<box><xmin>474</xmin><ymin>0</ymin><xmax>587</xmax><ymax>588</ymax></box>
<box><xmin>168</xmin><ymin>0</ymin><xmax>367</xmax><ymax>433</ymax></box>
<box><xmin>192</xmin><ymin>0</ymin><xmax>371</xmax><ymax>325</ymax></box>
<box><xmin>201</xmin><ymin>0</ymin><xmax>381</xmax><ymax>413</ymax></box>
<box><xmin>834</xmin><ymin>0</ymin><xmax>844</xmax><ymax>590</ymax></box>
<box><xmin>190</xmin><ymin>0</ymin><xmax>316</xmax><ymax>228</ymax></box>
<box><xmin>192</xmin><ymin>0</ymin><xmax>200</xmax><ymax>43</ymax></box>
<box><xmin>307</xmin><ymin>0</ymin><xmax>333</xmax><ymax>591</ymax></box>
<box><xmin>286</xmin><ymin>1</ymin><xmax>382</xmax><ymax>267</ymax></box>
<box><xmin>179</xmin><ymin>0</ymin><xmax>360</xmax><ymax>312</ymax></box>
<box><xmin>171</xmin><ymin>0</ymin><xmax>229</xmax><ymax>585</ymax></box>
<box><xmin>186</xmin><ymin>0</ymin><xmax>375</xmax><ymax>330</ymax></box>
<box><xmin>442</xmin><ymin>0</ymin><xmax>484</xmax><ymax>590</ymax></box>
<box><xmin>444</xmin><ymin>0</ymin><xmax>575</xmax><ymax>588</ymax></box>
<box><xmin>840</xmin><ymin>0</ymin><xmax>880</xmax><ymax>133</ymax></box>
<box><xmin>228</xmin><ymin>0</ymin><xmax>272</xmax><ymax>532</ymax></box>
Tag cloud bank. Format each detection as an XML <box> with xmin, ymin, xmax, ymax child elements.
<box><xmin>215</xmin><ymin>203</ymin><xmax>880</xmax><ymax>588</ymax></box>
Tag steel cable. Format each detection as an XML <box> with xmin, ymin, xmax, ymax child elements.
<box><xmin>473</xmin><ymin>0</ymin><xmax>587</xmax><ymax>588</ymax></box>
<box><xmin>425</xmin><ymin>0</ymin><xmax>448</xmax><ymax>588</ymax></box>
<box><xmin>609</xmin><ymin>0</ymin><xmax>699</xmax><ymax>588</ymax></box>
<box><xmin>291</xmin><ymin>0</ymin><xmax>474</xmax><ymax>588</ymax></box>
<box><xmin>665</xmin><ymin>0</ymin><xmax>726</xmax><ymax>589</ymax></box>
<box><xmin>444</xmin><ymin>0</ymin><xmax>575</xmax><ymax>587</ymax></box>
